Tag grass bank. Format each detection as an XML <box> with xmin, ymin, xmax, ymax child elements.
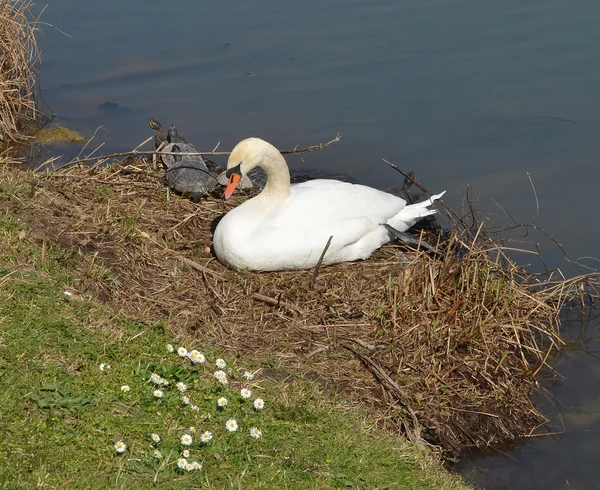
<box><xmin>9</xmin><ymin>157</ymin><xmax>586</xmax><ymax>457</ymax></box>
<box><xmin>0</xmin><ymin>163</ymin><xmax>469</xmax><ymax>488</ymax></box>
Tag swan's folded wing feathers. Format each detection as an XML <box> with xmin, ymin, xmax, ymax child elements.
<box><xmin>267</xmin><ymin>180</ymin><xmax>407</xmax><ymax>227</ymax></box>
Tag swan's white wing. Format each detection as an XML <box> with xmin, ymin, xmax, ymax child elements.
<box><xmin>266</xmin><ymin>180</ymin><xmax>407</xmax><ymax>228</ymax></box>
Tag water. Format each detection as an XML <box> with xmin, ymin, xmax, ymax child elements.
<box><xmin>35</xmin><ymin>0</ymin><xmax>600</xmax><ymax>486</ymax></box>
<box><xmin>458</xmin><ymin>310</ymin><xmax>600</xmax><ymax>489</ymax></box>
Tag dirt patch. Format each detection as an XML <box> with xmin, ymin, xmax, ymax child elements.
<box><xmin>2</xmin><ymin>160</ymin><xmax>594</xmax><ymax>458</ymax></box>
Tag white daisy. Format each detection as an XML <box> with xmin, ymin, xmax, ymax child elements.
<box><xmin>181</xmin><ymin>395</ymin><xmax>190</xmax><ymax>405</ymax></box>
<box><xmin>188</xmin><ymin>426</ymin><xmax>196</xmax><ymax>433</ymax></box>
<box><xmin>218</xmin><ymin>376</ymin><xmax>228</xmax><ymax>386</ymax></box>
<box><xmin>249</xmin><ymin>427</ymin><xmax>262</xmax><ymax>439</ymax></box>
<box><xmin>192</xmin><ymin>460</ymin><xmax>202</xmax><ymax>470</ymax></box>
<box><xmin>177</xmin><ymin>347</ymin><xmax>188</xmax><ymax>358</ymax></box>
<box><xmin>216</xmin><ymin>358</ymin><xmax>226</xmax><ymax>369</ymax></box>
<box><xmin>200</xmin><ymin>431</ymin><xmax>213</xmax><ymax>443</ymax></box>
<box><xmin>100</xmin><ymin>363</ymin><xmax>110</xmax><ymax>372</ymax></box>
<box><xmin>120</xmin><ymin>385</ymin><xmax>130</xmax><ymax>393</ymax></box>
<box><xmin>253</xmin><ymin>398</ymin><xmax>265</xmax><ymax>410</ymax></box>
<box><xmin>167</xmin><ymin>344</ymin><xmax>174</xmax><ymax>353</ymax></box>
<box><xmin>150</xmin><ymin>433</ymin><xmax>160</xmax><ymax>443</ymax></box>
<box><xmin>217</xmin><ymin>397</ymin><xmax>228</xmax><ymax>407</ymax></box>
<box><xmin>153</xmin><ymin>449</ymin><xmax>162</xmax><ymax>459</ymax></box>
<box><xmin>186</xmin><ymin>463</ymin><xmax>194</xmax><ymax>472</ymax></box>
<box><xmin>177</xmin><ymin>457</ymin><xmax>188</xmax><ymax>470</ymax></box>
<box><xmin>182</xmin><ymin>449</ymin><xmax>190</xmax><ymax>458</ymax></box>
<box><xmin>181</xmin><ymin>434</ymin><xmax>193</xmax><ymax>446</ymax></box>
<box><xmin>176</xmin><ymin>382</ymin><xmax>187</xmax><ymax>393</ymax></box>
<box><xmin>225</xmin><ymin>419</ymin><xmax>238</xmax><ymax>432</ymax></box>
<box><xmin>189</xmin><ymin>350</ymin><xmax>205</xmax><ymax>364</ymax></box>
<box><xmin>150</xmin><ymin>373</ymin><xmax>162</xmax><ymax>384</ymax></box>
<box><xmin>114</xmin><ymin>440</ymin><xmax>126</xmax><ymax>453</ymax></box>
<box><xmin>240</xmin><ymin>388</ymin><xmax>252</xmax><ymax>399</ymax></box>
<box><xmin>213</xmin><ymin>370</ymin><xmax>226</xmax><ymax>380</ymax></box>
<box><xmin>243</xmin><ymin>370</ymin><xmax>255</xmax><ymax>380</ymax></box>
<box><xmin>153</xmin><ymin>389</ymin><xmax>163</xmax><ymax>398</ymax></box>
<box><xmin>161</xmin><ymin>378</ymin><xmax>169</xmax><ymax>386</ymax></box>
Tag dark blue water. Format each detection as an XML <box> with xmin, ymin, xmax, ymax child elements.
<box><xmin>36</xmin><ymin>1</ymin><xmax>600</xmax><ymax>487</ymax></box>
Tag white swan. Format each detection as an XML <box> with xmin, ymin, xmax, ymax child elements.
<box><xmin>213</xmin><ymin>138</ymin><xmax>445</xmax><ymax>271</ymax></box>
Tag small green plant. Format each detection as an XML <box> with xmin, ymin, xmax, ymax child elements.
<box><xmin>30</xmin><ymin>383</ymin><xmax>92</xmax><ymax>410</ymax></box>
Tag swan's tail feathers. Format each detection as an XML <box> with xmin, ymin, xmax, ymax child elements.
<box><xmin>390</xmin><ymin>191</ymin><xmax>446</xmax><ymax>231</ymax></box>
<box><xmin>420</xmin><ymin>191</ymin><xmax>446</xmax><ymax>207</ymax></box>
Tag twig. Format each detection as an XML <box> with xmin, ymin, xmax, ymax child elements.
<box><xmin>341</xmin><ymin>343</ymin><xmax>422</xmax><ymax>443</ymax></box>
<box><xmin>76</xmin><ymin>126</ymin><xmax>107</xmax><ymax>160</ymax></box>
<box><xmin>527</xmin><ymin>172</ymin><xmax>539</xmax><ymax>221</ymax></box>
<box><xmin>252</xmin><ymin>293</ymin><xmax>303</xmax><ymax>315</ymax></box>
<box><xmin>133</xmin><ymin>136</ymin><xmax>153</xmax><ymax>152</ymax></box>
<box><xmin>341</xmin><ymin>343</ymin><xmax>411</xmax><ymax>406</ymax></box>
<box><xmin>201</xmin><ymin>258</ymin><xmax>225</xmax><ymax>303</ymax></box>
<box><xmin>523</xmin><ymin>430</ymin><xmax>567</xmax><ymax>438</ymax></box>
<box><xmin>382</xmin><ymin>158</ymin><xmax>460</xmax><ymax>224</ymax></box>
<box><xmin>310</xmin><ymin>236</ymin><xmax>333</xmax><ymax>289</ymax></box>
<box><xmin>56</xmin><ymin>134</ymin><xmax>342</xmax><ymax>170</ymax></box>
<box><xmin>42</xmin><ymin>173</ymin><xmax>160</xmax><ymax>189</ymax></box>
<box><xmin>175</xmin><ymin>255</ymin><xmax>225</xmax><ymax>280</ymax></box>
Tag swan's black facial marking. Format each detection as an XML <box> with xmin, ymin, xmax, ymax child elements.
<box><xmin>226</xmin><ymin>161</ymin><xmax>243</xmax><ymax>178</ymax></box>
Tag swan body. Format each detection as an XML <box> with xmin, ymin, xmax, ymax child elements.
<box><xmin>213</xmin><ymin>138</ymin><xmax>445</xmax><ymax>271</ymax></box>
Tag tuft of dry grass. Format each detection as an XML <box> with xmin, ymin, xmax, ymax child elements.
<box><xmin>0</xmin><ymin>0</ymin><xmax>44</xmax><ymax>146</ymax></box>
<box><xmin>2</xmin><ymin>158</ymin><xmax>598</xmax><ymax>459</ymax></box>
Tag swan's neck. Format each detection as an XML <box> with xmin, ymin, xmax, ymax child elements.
<box><xmin>255</xmin><ymin>147</ymin><xmax>291</xmax><ymax>206</ymax></box>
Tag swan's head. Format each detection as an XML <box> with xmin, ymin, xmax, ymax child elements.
<box><xmin>224</xmin><ymin>137</ymin><xmax>278</xmax><ymax>199</ymax></box>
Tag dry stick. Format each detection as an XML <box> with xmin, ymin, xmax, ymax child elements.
<box><xmin>76</xmin><ymin>126</ymin><xmax>107</xmax><ymax>161</ymax></box>
<box><xmin>200</xmin><ymin>258</ymin><xmax>226</xmax><ymax>303</ymax></box>
<box><xmin>43</xmin><ymin>173</ymin><xmax>161</xmax><ymax>189</ymax></box>
<box><xmin>174</xmin><ymin>254</ymin><xmax>226</xmax><ymax>301</ymax></box>
<box><xmin>467</xmin><ymin>185</ymin><xmax>480</xmax><ymax>237</ymax></box>
<box><xmin>56</xmin><ymin>134</ymin><xmax>342</xmax><ymax>169</ymax></box>
<box><xmin>309</xmin><ymin>235</ymin><xmax>333</xmax><ymax>289</ymax></box>
<box><xmin>530</xmin><ymin>343</ymin><xmax>556</xmax><ymax>378</ymax></box>
<box><xmin>252</xmin><ymin>293</ymin><xmax>303</xmax><ymax>316</ymax></box>
<box><xmin>175</xmin><ymin>255</ymin><xmax>225</xmax><ymax>280</ymax></box>
<box><xmin>341</xmin><ymin>343</ymin><xmax>422</xmax><ymax>443</ymax></box>
<box><xmin>523</xmin><ymin>430</ymin><xmax>568</xmax><ymax>438</ymax></box>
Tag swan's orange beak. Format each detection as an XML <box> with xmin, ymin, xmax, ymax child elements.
<box><xmin>224</xmin><ymin>173</ymin><xmax>241</xmax><ymax>200</ymax></box>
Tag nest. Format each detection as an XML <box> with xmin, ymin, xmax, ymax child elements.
<box><xmin>5</xmin><ymin>157</ymin><xmax>594</xmax><ymax>458</ymax></box>
<box><xmin>0</xmin><ymin>0</ymin><xmax>44</xmax><ymax>145</ymax></box>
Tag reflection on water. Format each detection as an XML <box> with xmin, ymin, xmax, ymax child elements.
<box><xmin>33</xmin><ymin>0</ymin><xmax>600</xmax><ymax>487</ymax></box>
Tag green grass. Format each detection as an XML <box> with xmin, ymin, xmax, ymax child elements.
<box><xmin>0</xmin><ymin>174</ymin><xmax>469</xmax><ymax>489</ymax></box>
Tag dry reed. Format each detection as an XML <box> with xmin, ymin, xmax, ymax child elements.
<box><xmin>0</xmin><ymin>0</ymin><xmax>44</xmax><ymax>145</ymax></box>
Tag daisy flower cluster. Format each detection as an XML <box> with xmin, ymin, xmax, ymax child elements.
<box><xmin>111</xmin><ymin>342</ymin><xmax>266</xmax><ymax>476</ymax></box>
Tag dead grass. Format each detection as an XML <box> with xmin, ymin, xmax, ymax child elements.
<box><xmin>0</xmin><ymin>0</ymin><xmax>44</xmax><ymax>146</ymax></box>
<box><xmin>2</xmin><ymin>158</ymin><xmax>598</xmax><ymax>459</ymax></box>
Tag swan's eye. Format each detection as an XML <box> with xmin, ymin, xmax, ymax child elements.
<box><xmin>226</xmin><ymin>161</ymin><xmax>243</xmax><ymax>178</ymax></box>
